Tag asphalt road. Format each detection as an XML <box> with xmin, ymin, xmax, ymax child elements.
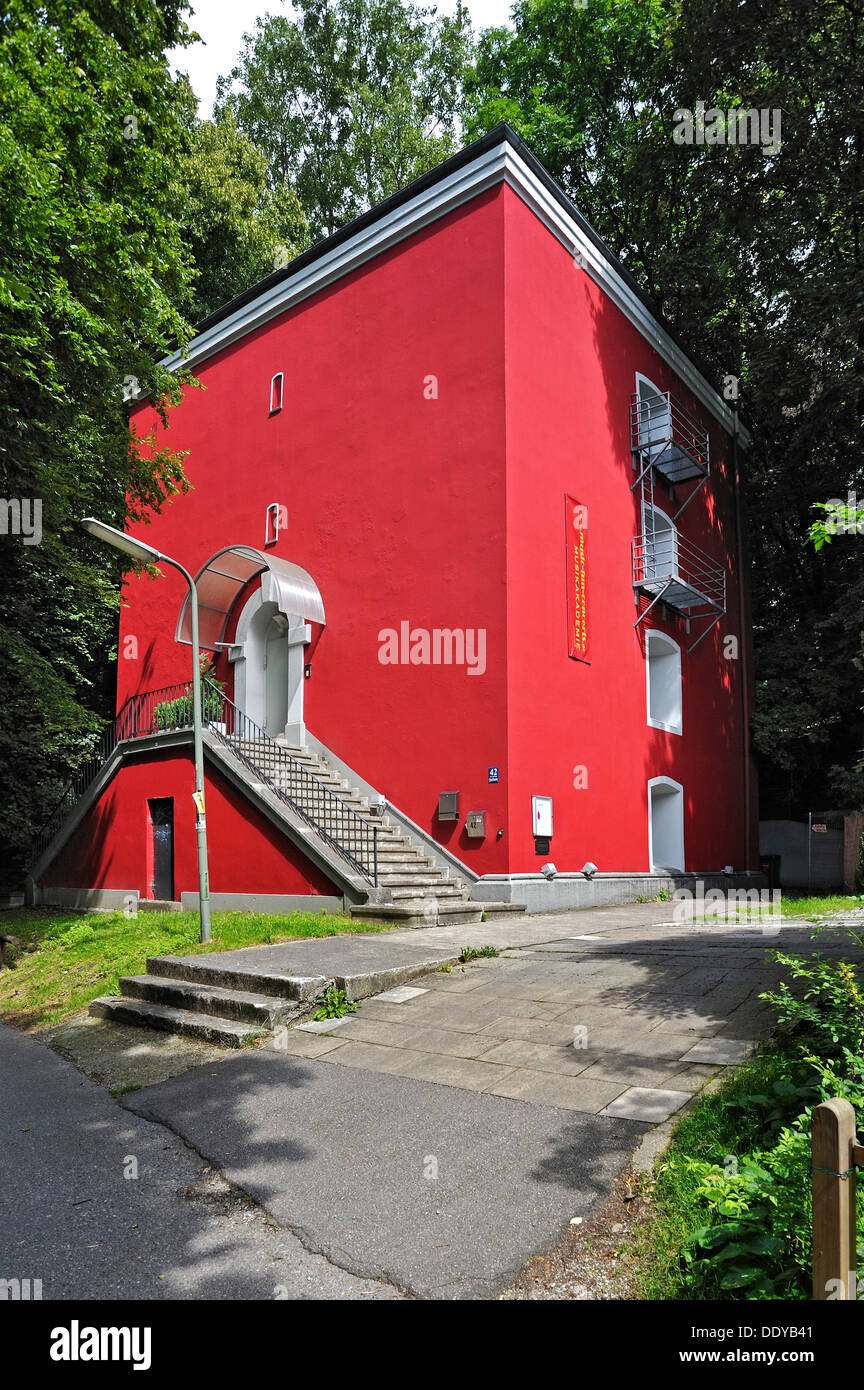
<box><xmin>0</xmin><ymin>1023</ymin><xmax>398</xmax><ymax>1300</ymax></box>
<box><xmin>123</xmin><ymin>1048</ymin><xmax>645</xmax><ymax>1299</ymax></box>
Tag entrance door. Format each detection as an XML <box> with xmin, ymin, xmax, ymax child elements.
<box><xmin>148</xmin><ymin>798</ymin><xmax>174</xmax><ymax>900</ymax></box>
<box><xmin>648</xmin><ymin>778</ymin><xmax>685</xmax><ymax>872</ymax></box>
<box><xmin>264</xmin><ymin>617</ymin><xmax>290</xmax><ymax>736</ymax></box>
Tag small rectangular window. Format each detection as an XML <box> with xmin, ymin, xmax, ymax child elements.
<box><xmin>269</xmin><ymin>372</ymin><xmax>284</xmax><ymax>414</ymax></box>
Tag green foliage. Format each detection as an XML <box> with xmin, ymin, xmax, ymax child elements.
<box><xmin>215</xmin><ymin>0</ymin><xmax>474</xmax><ymax>241</ymax></box>
<box><xmin>0</xmin><ymin>0</ymin><xmax>199</xmax><ymax>878</ymax></box>
<box><xmin>641</xmin><ymin>936</ymin><xmax>864</xmax><ymax>1299</ymax></box>
<box><xmin>759</xmin><ymin>944</ymin><xmax>864</xmax><ymax>1056</ymax></box>
<box><xmin>174</xmin><ymin>111</ymin><xmax>307</xmax><ymax>322</ymax></box>
<box><xmin>312</xmin><ymin>984</ymin><xmax>358</xmax><ymax>1019</ymax></box>
<box><xmin>153</xmin><ymin>687</ymin><xmax>224</xmax><ymax>730</ymax></box>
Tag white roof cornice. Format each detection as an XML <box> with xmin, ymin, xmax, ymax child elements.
<box><xmin>161</xmin><ymin>136</ymin><xmax>750</xmax><ymax>446</ymax></box>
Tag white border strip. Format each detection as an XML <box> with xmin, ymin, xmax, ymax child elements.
<box><xmin>162</xmin><ymin>139</ymin><xmax>750</xmax><ymax>446</ymax></box>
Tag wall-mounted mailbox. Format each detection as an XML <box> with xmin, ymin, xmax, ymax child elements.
<box><xmin>438</xmin><ymin>791</ymin><xmax>460</xmax><ymax>821</ymax></box>
<box><xmin>466</xmin><ymin>811</ymin><xmax>486</xmax><ymax>839</ymax></box>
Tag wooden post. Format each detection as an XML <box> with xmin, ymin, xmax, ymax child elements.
<box><xmin>812</xmin><ymin>1098</ymin><xmax>857</xmax><ymax>1299</ymax></box>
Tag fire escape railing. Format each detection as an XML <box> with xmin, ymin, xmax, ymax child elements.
<box><xmin>31</xmin><ymin>680</ymin><xmax>379</xmax><ymax>885</ymax></box>
<box><xmin>630</xmin><ymin>390</ymin><xmax>710</xmax><ymax>496</ymax></box>
<box><xmin>632</xmin><ymin>531</ymin><xmax>726</xmax><ymax>612</ymax></box>
<box><xmin>629</xmin><ymin>387</ymin><xmax>726</xmax><ymax>654</ymax></box>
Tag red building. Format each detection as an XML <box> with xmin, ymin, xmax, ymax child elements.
<box><xmin>31</xmin><ymin>126</ymin><xmax>760</xmax><ymax>921</ymax></box>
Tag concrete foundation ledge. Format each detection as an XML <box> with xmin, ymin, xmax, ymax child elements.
<box><xmin>470</xmin><ymin>871</ymin><xmax>768</xmax><ymax>914</ymax></box>
<box><xmin>180</xmin><ymin>892</ymin><xmax>346</xmax><ymax>915</ymax></box>
<box><xmin>36</xmin><ymin>887</ymin><xmax>140</xmax><ymax>913</ymax></box>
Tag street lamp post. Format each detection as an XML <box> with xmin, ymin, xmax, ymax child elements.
<box><xmin>80</xmin><ymin>518</ymin><xmax>212</xmax><ymax>942</ymax></box>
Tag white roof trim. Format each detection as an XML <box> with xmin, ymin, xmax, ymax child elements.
<box><xmin>161</xmin><ymin>137</ymin><xmax>750</xmax><ymax>446</ymax></box>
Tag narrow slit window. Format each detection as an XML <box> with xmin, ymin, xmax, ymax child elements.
<box><xmin>269</xmin><ymin>372</ymin><xmax>284</xmax><ymax>414</ymax></box>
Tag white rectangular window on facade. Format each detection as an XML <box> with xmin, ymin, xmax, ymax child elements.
<box><xmin>646</xmin><ymin>630</ymin><xmax>683</xmax><ymax>734</ymax></box>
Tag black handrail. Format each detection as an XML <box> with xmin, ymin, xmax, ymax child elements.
<box><xmin>202</xmin><ymin>684</ymin><xmax>379</xmax><ymax>885</ymax></box>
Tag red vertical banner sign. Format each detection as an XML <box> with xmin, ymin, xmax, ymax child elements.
<box><xmin>565</xmin><ymin>495</ymin><xmax>589</xmax><ymax>662</ymax></box>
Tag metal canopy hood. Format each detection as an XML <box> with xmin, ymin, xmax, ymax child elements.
<box><xmin>175</xmin><ymin>544</ymin><xmax>326</xmax><ymax>650</ymax></box>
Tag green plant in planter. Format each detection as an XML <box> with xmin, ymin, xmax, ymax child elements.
<box><xmin>153</xmin><ymin>686</ymin><xmax>224</xmax><ymax>729</ymax></box>
<box><xmin>154</xmin><ymin>656</ymin><xmax>227</xmax><ymax>730</ymax></box>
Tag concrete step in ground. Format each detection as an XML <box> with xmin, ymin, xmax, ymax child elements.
<box><xmin>117</xmin><ymin>974</ymin><xmax>302</xmax><ymax>1028</ymax></box>
<box><xmin>349</xmin><ymin>901</ymin><xmax>484</xmax><ymax>925</ymax></box>
<box><xmin>89</xmin><ymin>996</ymin><xmax>269</xmax><ymax>1048</ymax></box>
<box><xmin>89</xmin><ymin>938</ymin><xmax>465</xmax><ymax>1044</ymax></box>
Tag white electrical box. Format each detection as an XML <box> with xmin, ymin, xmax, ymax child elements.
<box><xmin>532</xmin><ymin>795</ymin><xmax>553</xmax><ymax>838</ymax></box>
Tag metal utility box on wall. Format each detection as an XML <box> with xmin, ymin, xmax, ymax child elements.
<box><xmin>438</xmin><ymin>791</ymin><xmax>460</xmax><ymax>822</ymax></box>
<box><xmin>532</xmin><ymin>795</ymin><xmax>553</xmax><ymax>839</ymax></box>
<box><xmin>466</xmin><ymin>811</ymin><xmax>486</xmax><ymax>839</ymax></box>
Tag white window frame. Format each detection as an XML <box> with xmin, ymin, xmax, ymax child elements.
<box><xmin>641</xmin><ymin>500</ymin><xmax>678</xmax><ymax>582</ymax></box>
<box><xmin>634</xmin><ymin>372</ymin><xmax>672</xmax><ymax>463</ymax></box>
<box><xmin>647</xmin><ymin>775</ymin><xmax>685</xmax><ymax>872</ymax></box>
<box><xmin>645</xmin><ymin>630</ymin><xmax>683</xmax><ymax>735</ymax></box>
<box><xmin>269</xmin><ymin>372</ymin><xmax>284</xmax><ymax>414</ymax></box>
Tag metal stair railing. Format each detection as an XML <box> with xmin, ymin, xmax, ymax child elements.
<box><xmin>201</xmin><ymin>684</ymin><xmax>379</xmax><ymax>885</ymax></box>
<box><xmin>30</xmin><ymin>681</ymin><xmax>207</xmax><ymax>862</ymax></box>
<box><xmin>31</xmin><ymin>679</ymin><xmax>380</xmax><ymax>885</ymax></box>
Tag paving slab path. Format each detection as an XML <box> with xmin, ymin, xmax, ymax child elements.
<box><xmin>13</xmin><ymin>903</ymin><xmax>861</xmax><ymax>1301</ymax></box>
<box><xmin>119</xmin><ymin>905</ymin><xmax>861</xmax><ymax>1298</ymax></box>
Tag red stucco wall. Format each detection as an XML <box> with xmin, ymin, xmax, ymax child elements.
<box><xmin>42</xmin><ymin>750</ymin><xmax>339</xmax><ymax>898</ymax></box>
<box><xmin>86</xmin><ymin>175</ymin><xmax>756</xmax><ymax>885</ymax></box>
<box><xmin>501</xmin><ymin>190</ymin><xmax>753</xmax><ymax>872</ymax></box>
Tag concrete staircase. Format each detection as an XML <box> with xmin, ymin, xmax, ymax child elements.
<box><xmin>89</xmin><ymin>940</ymin><xmax>465</xmax><ymax>1047</ymax></box>
<box><xmin>266</xmin><ymin>741</ymin><xmax>524</xmax><ymax>927</ymax></box>
<box><xmin>90</xmin><ymin>952</ymin><xmax>324</xmax><ymax>1048</ymax></box>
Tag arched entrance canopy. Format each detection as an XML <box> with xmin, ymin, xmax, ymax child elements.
<box><xmin>175</xmin><ymin>544</ymin><xmax>325</xmax><ymax>650</ymax></box>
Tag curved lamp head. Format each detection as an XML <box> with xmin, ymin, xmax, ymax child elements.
<box><xmin>80</xmin><ymin>517</ymin><xmax>161</xmax><ymax>565</ymax></box>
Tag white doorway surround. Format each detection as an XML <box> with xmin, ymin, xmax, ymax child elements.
<box><xmin>648</xmin><ymin>776</ymin><xmax>685</xmax><ymax>872</ymax></box>
<box><xmin>230</xmin><ymin>574</ymin><xmax>310</xmax><ymax>741</ymax></box>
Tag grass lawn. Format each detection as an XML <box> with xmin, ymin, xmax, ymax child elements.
<box><xmin>779</xmin><ymin>892</ymin><xmax>864</xmax><ymax>917</ymax></box>
<box><xmin>0</xmin><ymin>906</ymin><xmax>394</xmax><ymax>1030</ymax></box>
<box><xmin>686</xmin><ymin>892</ymin><xmax>864</xmax><ymax>924</ymax></box>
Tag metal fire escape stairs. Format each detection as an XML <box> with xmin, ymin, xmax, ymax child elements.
<box><xmin>629</xmin><ymin>389</ymin><xmax>726</xmax><ymax>654</ymax></box>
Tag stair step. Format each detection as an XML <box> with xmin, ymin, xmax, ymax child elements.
<box><xmin>376</xmin><ymin>873</ymin><xmax>456</xmax><ymax>887</ymax></box>
<box><xmin>350</xmin><ymin>902</ymin><xmax>484</xmax><ymax>926</ymax></box>
<box><xmin>145</xmin><ymin>954</ymin><xmax>326</xmax><ymax>1001</ymax></box>
<box><xmin>89</xmin><ymin>996</ymin><xmax>268</xmax><ymax>1047</ymax></box>
<box><xmin>373</xmin><ymin>852</ymin><xmax>434</xmax><ymax>864</ymax></box>
<box><xmin>119</xmin><ymin>975</ymin><xmax>300</xmax><ymax>1026</ymax></box>
<box><xmin>388</xmin><ymin>886</ymin><xmax>469</xmax><ymax>901</ymax></box>
<box><xmin>475</xmin><ymin>901</ymin><xmax>529</xmax><ymax>919</ymax></box>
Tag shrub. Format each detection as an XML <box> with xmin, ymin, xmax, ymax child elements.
<box><xmin>652</xmin><ymin>935</ymin><xmax>864</xmax><ymax>1299</ymax></box>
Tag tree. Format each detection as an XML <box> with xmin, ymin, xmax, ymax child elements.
<box><xmin>215</xmin><ymin>0</ymin><xmax>474</xmax><ymax>242</ymax></box>
<box><xmin>467</xmin><ymin>0</ymin><xmax>864</xmax><ymax>818</ymax></box>
<box><xmin>175</xmin><ymin>112</ymin><xmax>308</xmax><ymax>324</ymax></box>
<box><xmin>0</xmin><ymin>0</ymin><xmax>199</xmax><ymax>879</ymax></box>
